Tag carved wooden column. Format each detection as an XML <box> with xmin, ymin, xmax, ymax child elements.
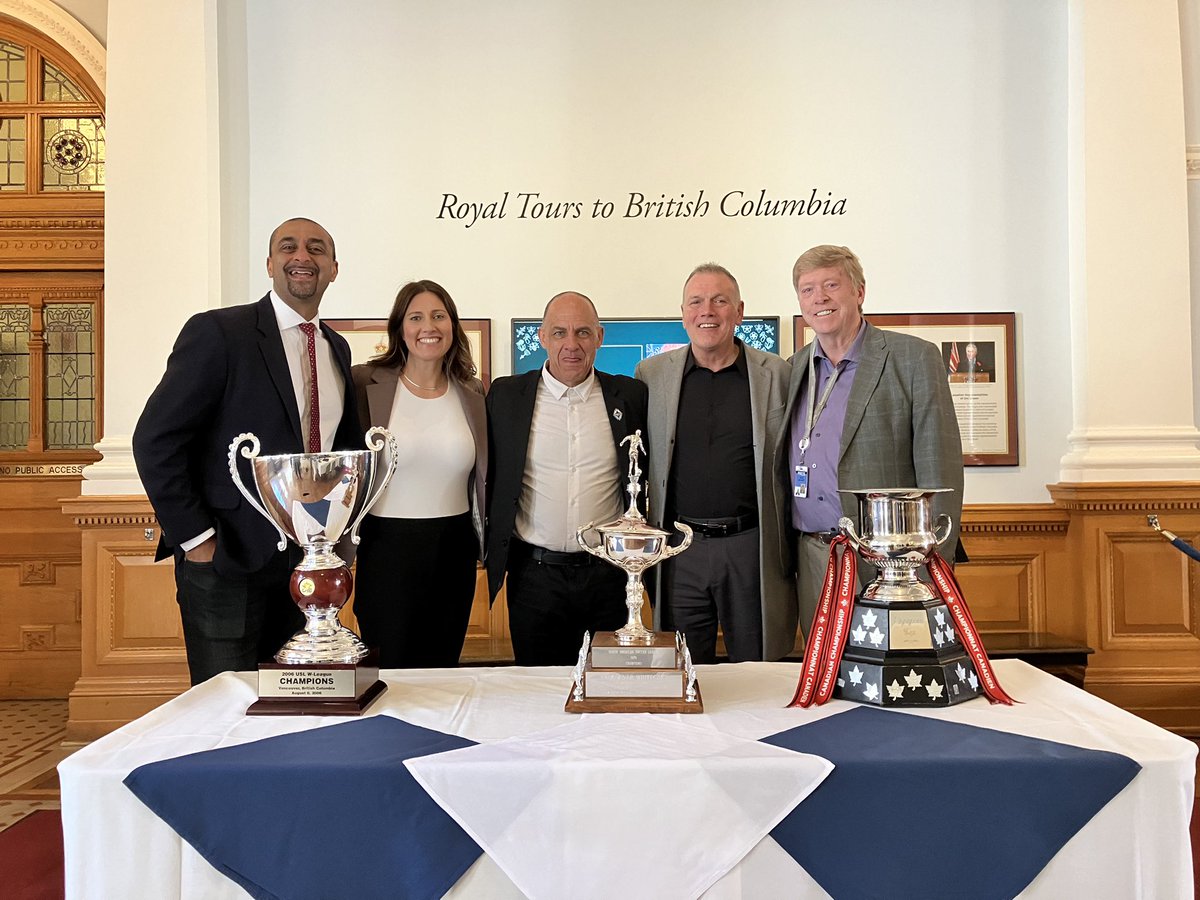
<box><xmin>60</xmin><ymin>495</ymin><xmax>187</xmax><ymax>740</ymax></box>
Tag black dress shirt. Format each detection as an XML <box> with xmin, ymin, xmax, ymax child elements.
<box><xmin>667</xmin><ymin>342</ymin><xmax>757</xmax><ymax>520</ymax></box>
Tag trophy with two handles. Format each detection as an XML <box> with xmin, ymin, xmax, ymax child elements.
<box><xmin>568</xmin><ymin>430</ymin><xmax>703</xmax><ymax>712</ymax></box>
<box><xmin>228</xmin><ymin>427</ymin><xmax>396</xmax><ymax>715</ymax></box>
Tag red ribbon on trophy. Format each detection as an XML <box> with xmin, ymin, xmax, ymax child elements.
<box><xmin>789</xmin><ymin>536</ymin><xmax>856</xmax><ymax>708</ymax></box>
<box><xmin>789</xmin><ymin>539</ymin><xmax>1015</xmax><ymax>707</ymax></box>
<box><xmin>926</xmin><ymin>553</ymin><xmax>1014</xmax><ymax>705</ymax></box>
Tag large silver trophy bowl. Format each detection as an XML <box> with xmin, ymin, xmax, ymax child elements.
<box><xmin>229</xmin><ymin>427</ymin><xmax>397</xmax><ymax>664</ymax></box>
<box><xmin>577</xmin><ymin>430</ymin><xmax>692</xmax><ymax>645</ymax></box>
<box><xmin>838</xmin><ymin>488</ymin><xmax>953</xmax><ymax>603</ymax></box>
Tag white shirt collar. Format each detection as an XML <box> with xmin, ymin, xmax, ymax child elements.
<box><xmin>540</xmin><ymin>364</ymin><xmax>597</xmax><ymax>401</ymax></box>
<box><xmin>270</xmin><ymin>290</ymin><xmax>321</xmax><ymax>331</ymax></box>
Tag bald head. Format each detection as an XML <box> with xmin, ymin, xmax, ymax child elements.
<box><xmin>539</xmin><ymin>291</ymin><xmax>604</xmax><ymax>387</ymax></box>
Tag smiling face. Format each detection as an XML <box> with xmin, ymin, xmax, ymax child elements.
<box><xmin>266</xmin><ymin>218</ymin><xmax>338</xmax><ymax>314</ymax></box>
<box><xmin>538</xmin><ymin>292</ymin><xmax>603</xmax><ymax>387</ymax></box>
<box><xmin>401</xmin><ymin>291</ymin><xmax>454</xmax><ymax>366</ymax></box>
<box><xmin>796</xmin><ymin>264</ymin><xmax>864</xmax><ymax>350</ymax></box>
<box><xmin>681</xmin><ymin>271</ymin><xmax>744</xmax><ymax>361</ymax></box>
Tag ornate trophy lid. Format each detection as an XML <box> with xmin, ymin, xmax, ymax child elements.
<box><xmin>588</xmin><ymin>430</ymin><xmax>671</xmax><ymax>541</ymax></box>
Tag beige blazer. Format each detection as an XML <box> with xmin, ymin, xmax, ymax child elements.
<box><xmin>351</xmin><ymin>364</ymin><xmax>487</xmax><ymax>560</ymax></box>
<box><xmin>635</xmin><ymin>342</ymin><xmax>797</xmax><ymax>660</ymax></box>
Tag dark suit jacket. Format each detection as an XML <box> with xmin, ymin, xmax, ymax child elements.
<box><xmin>351</xmin><ymin>364</ymin><xmax>488</xmax><ymax>559</ymax></box>
<box><xmin>133</xmin><ymin>294</ymin><xmax>361</xmax><ymax>577</ymax></box>
<box><xmin>484</xmin><ymin>368</ymin><xmax>648</xmax><ymax>602</ymax></box>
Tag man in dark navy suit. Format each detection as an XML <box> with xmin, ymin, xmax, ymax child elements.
<box><xmin>485</xmin><ymin>292</ymin><xmax>648</xmax><ymax>665</ymax></box>
<box><xmin>134</xmin><ymin>218</ymin><xmax>361</xmax><ymax>684</ymax></box>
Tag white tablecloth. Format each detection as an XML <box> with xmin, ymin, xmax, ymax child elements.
<box><xmin>59</xmin><ymin>660</ymin><xmax>1196</xmax><ymax>899</ymax></box>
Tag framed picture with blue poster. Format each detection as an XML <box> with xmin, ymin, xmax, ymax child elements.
<box><xmin>511</xmin><ymin>316</ymin><xmax>781</xmax><ymax>378</ymax></box>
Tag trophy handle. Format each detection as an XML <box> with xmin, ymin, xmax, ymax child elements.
<box><xmin>575</xmin><ymin>522</ymin><xmax>608</xmax><ymax>559</ymax></box>
<box><xmin>228</xmin><ymin>433</ymin><xmax>288</xmax><ymax>552</ymax></box>
<box><xmin>660</xmin><ymin>522</ymin><xmax>694</xmax><ymax>559</ymax></box>
<box><xmin>346</xmin><ymin>427</ymin><xmax>399</xmax><ymax>546</ymax></box>
<box><xmin>838</xmin><ymin>516</ymin><xmax>864</xmax><ymax>554</ymax></box>
<box><xmin>933</xmin><ymin>514</ymin><xmax>953</xmax><ymax>547</ymax></box>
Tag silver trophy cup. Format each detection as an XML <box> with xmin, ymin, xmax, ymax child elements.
<box><xmin>229</xmin><ymin>427</ymin><xmax>398</xmax><ymax>664</ymax></box>
<box><xmin>838</xmin><ymin>487</ymin><xmax>953</xmax><ymax>602</ymax></box>
<box><xmin>577</xmin><ymin>430</ymin><xmax>692</xmax><ymax>644</ymax></box>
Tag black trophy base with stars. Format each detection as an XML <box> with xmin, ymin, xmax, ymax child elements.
<box><xmin>832</xmin><ymin>595</ymin><xmax>984</xmax><ymax>707</ymax></box>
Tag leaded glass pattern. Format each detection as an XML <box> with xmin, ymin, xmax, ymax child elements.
<box><xmin>0</xmin><ymin>40</ymin><xmax>26</xmax><ymax>103</ymax></box>
<box><xmin>41</xmin><ymin>60</ymin><xmax>86</xmax><ymax>102</ymax></box>
<box><xmin>44</xmin><ymin>304</ymin><xmax>94</xmax><ymax>449</ymax></box>
<box><xmin>42</xmin><ymin>117</ymin><xmax>104</xmax><ymax>191</ymax></box>
<box><xmin>0</xmin><ymin>118</ymin><xmax>25</xmax><ymax>191</ymax></box>
<box><xmin>0</xmin><ymin>306</ymin><xmax>32</xmax><ymax>450</ymax></box>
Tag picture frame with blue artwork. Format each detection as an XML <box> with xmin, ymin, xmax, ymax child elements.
<box><xmin>511</xmin><ymin>317</ymin><xmax>781</xmax><ymax>377</ymax></box>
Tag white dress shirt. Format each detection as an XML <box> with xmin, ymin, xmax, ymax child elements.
<box><xmin>514</xmin><ymin>366</ymin><xmax>622</xmax><ymax>552</ymax></box>
<box><xmin>271</xmin><ymin>291</ymin><xmax>345</xmax><ymax>452</ymax></box>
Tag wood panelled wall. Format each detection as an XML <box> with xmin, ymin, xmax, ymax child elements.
<box><xmin>59</xmin><ymin>485</ymin><xmax>1200</xmax><ymax>739</ymax></box>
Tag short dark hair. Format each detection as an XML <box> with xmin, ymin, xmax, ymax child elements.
<box><xmin>268</xmin><ymin>217</ymin><xmax>337</xmax><ymax>262</ymax></box>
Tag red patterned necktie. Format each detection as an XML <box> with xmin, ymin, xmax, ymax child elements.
<box><xmin>299</xmin><ymin>322</ymin><xmax>321</xmax><ymax>452</ymax></box>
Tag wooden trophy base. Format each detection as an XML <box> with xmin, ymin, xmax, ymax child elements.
<box><xmin>246</xmin><ymin>650</ymin><xmax>386</xmax><ymax>717</ymax></box>
<box><xmin>564</xmin><ymin>631</ymin><xmax>704</xmax><ymax>714</ymax></box>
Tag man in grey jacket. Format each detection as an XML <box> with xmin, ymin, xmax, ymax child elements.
<box><xmin>635</xmin><ymin>264</ymin><xmax>795</xmax><ymax>662</ymax></box>
<box><xmin>775</xmin><ymin>245</ymin><xmax>964</xmax><ymax>634</ymax></box>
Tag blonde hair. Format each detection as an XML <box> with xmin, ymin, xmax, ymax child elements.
<box><xmin>791</xmin><ymin>245</ymin><xmax>865</xmax><ymax>292</ymax></box>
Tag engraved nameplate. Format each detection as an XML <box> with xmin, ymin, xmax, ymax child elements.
<box><xmin>584</xmin><ymin>669</ymin><xmax>684</xmax><ymax>698</ymax></box>
<box><xmin>259</xmin><ymin>666</ymin><xmax>357</xmax><ymax>698</ymax></box>
<box><xmin>589</xmin><ymin>631</ymin><xmax>678</xmax><ymax>669</ymax></box>
<box><xmin>888</xmin><ymin>609</ymin><xmax>934</xmax><ymax>650</ymax></box>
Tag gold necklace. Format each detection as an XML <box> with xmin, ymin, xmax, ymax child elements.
<box><xmin>401</xmin><ymin>370</ymin><xmax>445</xmax><ymax>392</ymax></box>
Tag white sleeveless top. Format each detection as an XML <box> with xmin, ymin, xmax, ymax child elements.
<box><xmin>372</xmin><ymin>382</ymin><xmax>474</xmax><ymax>519</ymax></box>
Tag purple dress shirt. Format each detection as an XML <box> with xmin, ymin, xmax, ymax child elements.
<box><xmin>790</xmin><ymin>323</ymin><xmax>867</xmax><ymax>532</ymax></box>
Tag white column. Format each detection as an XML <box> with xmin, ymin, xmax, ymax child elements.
<box><xmin>82</xmin><ymin>0</ymin><xmax>225</xmax><ymax>494</ymax></box>
<box><xmin>1059</xmin><ymin>0</ymin><xmax>1200</xmax><ymax>481</ymax></box>
<box><xmin>1183</xmin><ymin>0</ymin><xmax>1200</xmax><ymax>434</ymax></box>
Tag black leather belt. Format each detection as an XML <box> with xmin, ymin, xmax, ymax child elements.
<box><xmin>677</xmin><ymin>513</ymin><xmax>757</xmax><ymax>538</ymax></box>
<box><xmin>512</xmin><ymin>539</ymin><xmax>598</xmax><ymax>567</ymax></box>
<box><xmin>802</xmin><ymin>530</ymin><xmax>839</xmax><ymax>544</ymax></box>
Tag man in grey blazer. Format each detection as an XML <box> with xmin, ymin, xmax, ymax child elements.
<box><xmin>635</xmin><ymin>264</ymin><xmax>795</xmax><ymax>662</ymax></box>
<box><xmin>774</xmin><ymin>245</ymin><xmax>963</xmax><ymax>635</ymax></box>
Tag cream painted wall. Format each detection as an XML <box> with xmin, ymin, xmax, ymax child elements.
<box><xmin>240</xmin><ymin>0</ymin><xmax>1069</xmax><ymax>502</ymax></box>
<box><xmin>69</xmin><ymin>1</ymin><xmax>1198</xmax><ymax>503</ymax></box>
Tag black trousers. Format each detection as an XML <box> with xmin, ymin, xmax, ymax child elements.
<box><xmin>353</xmin><ymin>513</ymin><xmax>478</xmax><ymax>668</ymax></box>
<box><xmin>661</xmin><ymin>528</ymin><xmax>763</xmax><ymax>664</ymax></box>
<box><xmin>505</xmin><ymin>539</ymin><xmax>628</xmax><ymax>666</ymax></box>
<box><xmin>174</xmin><ymin>549</ymin><xmax>305</xmax><ymax>686</ymax></box>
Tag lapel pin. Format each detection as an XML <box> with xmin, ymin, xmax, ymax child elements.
<box><xmin>613</xmin><ymin>409</ymin><xmax>623</xmax><ymax>421</ymax></box>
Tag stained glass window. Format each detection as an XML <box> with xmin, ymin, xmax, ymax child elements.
<box><xmin>44</xmin><ymin>304</ymin><xmax>94</xmax><ymax>449</ymax></box>
<box><xmin>42</xmin><ymin>117</ymin><xmax>104</xmax><ymax>191</ymax></box>
<box><xmin>0</xmin><ymin>306</ymin><xmax>32</xmax><ymax>450</ymax></box>
<box><xmin>41</xmin><ymin>59</ymin><xmax>86</xmax><ymax>102</ymax></box>
<box><xmin>0</xmin><ymin>118</ymin><xmax>25</xmax><ymax>190</ymax></box>
<box><xmin>0</xmin><ymin>40</ymin><xmax>25</xmax><ymax>103</ymax></box>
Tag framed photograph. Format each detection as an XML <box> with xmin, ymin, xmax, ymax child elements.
<box><xmin>325</xmin><ymin>318</ymin><xmax>493</xmax><ymax>388</ymax></box>
<box><xmin>512</xmin><ymin>317</ymin><xmax>781</xmax><ymax>378</ymax></box>
<box><xmin>793</xmin><ymin>312</ymin><xmax>1018</xmax><ymax>466</ymax></box>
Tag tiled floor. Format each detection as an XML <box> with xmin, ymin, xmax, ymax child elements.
<box><xmin>0</xmin><ymin>700</ymin><xmax>71</xmax><ymax>832</ymax></box>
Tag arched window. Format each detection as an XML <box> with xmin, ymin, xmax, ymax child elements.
<box><xmin>0</xmin><ymin>17</ymin><xmax>103</xmax><ymax>459</ymax></box>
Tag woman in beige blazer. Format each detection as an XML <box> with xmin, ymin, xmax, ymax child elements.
<box><xmin>351</xmin><ymin>280</ymin><xmax>486</xmax><ymax>667</ymax></box>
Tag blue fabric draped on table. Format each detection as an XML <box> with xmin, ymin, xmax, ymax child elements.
<box><xmin>124</xmin><ymin>716</ymin><xmax>483</xmax><ymax>900</ymax></box>
<box><xmin>761</xmin><ymin>706</ymin><xmax>1141</xmax><ymax>900</ymax></box>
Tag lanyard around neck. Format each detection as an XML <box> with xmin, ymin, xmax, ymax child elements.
<box><xmin>798</xmin><ymin>348</ymin><xmax>843</xmax><ymax>457</ymax></box>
